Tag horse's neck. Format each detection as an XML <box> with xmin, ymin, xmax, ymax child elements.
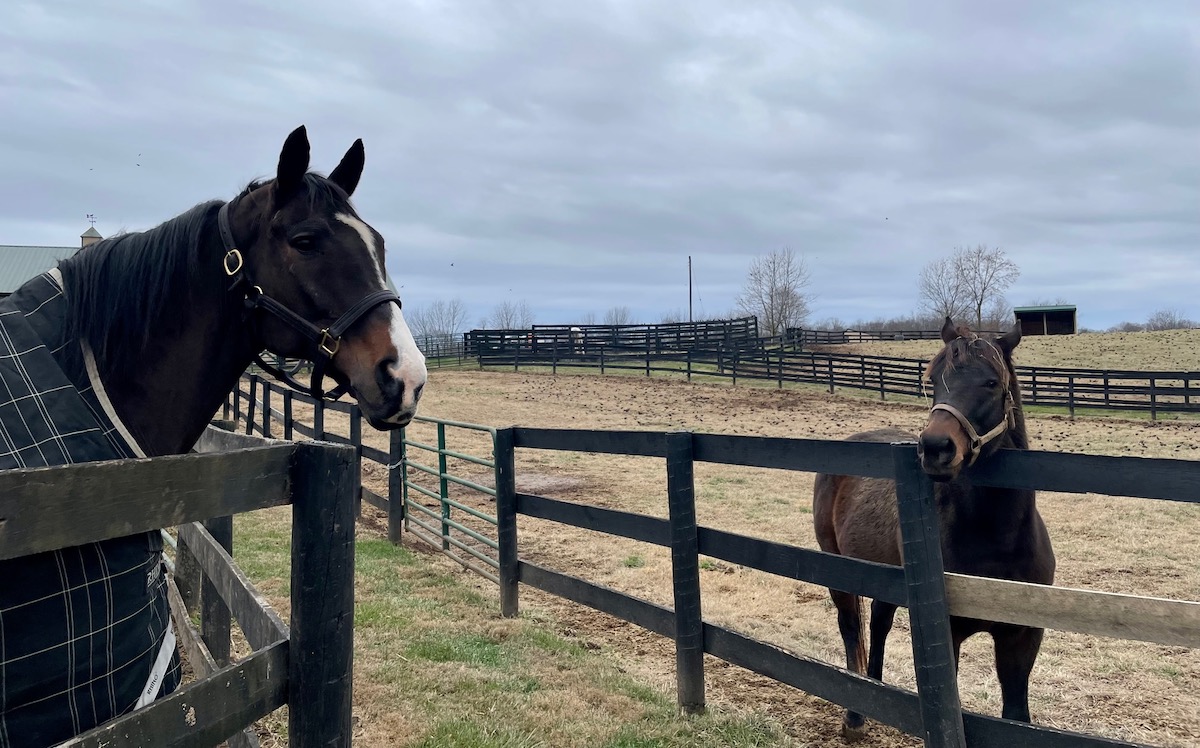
<box><xmin>937</xmin><ymin>431</ymin><xmax>1038</xmax><ymax>545</ymax></box>
<box><xmin>104</xmin><ymin>286</ymin><xmax>259</xmax><ymax>457</ymax></box>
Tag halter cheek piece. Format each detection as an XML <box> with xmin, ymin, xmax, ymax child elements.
<box><xmin>218</xmin><ymin>201</ymin><xmax>400</xmax><ymax>401</ymax></box>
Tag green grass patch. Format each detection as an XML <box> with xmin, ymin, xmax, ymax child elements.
<box><xmin>230</xmin><ymin>505</ymin><xmax>796</xmax><ymax>747</ymax></box>
<box><xmin>623</xmin><ymin>555</ymin><xmax>646</xmax><ymax>568</ymax></box>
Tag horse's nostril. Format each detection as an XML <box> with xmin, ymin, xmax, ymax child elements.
<box><xmin>413</xmin><ymin>383</ymin><xmax>424</xmax><ymax>403</ymax></box>
<box><xmin>920</xmin><ymin>433</ymin><xmax>954</xmax><ymax>458</ymax></box>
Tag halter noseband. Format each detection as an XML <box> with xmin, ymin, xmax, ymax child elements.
<box><xmin>218</xmin><ymin>201</ymin><xmax>400</xmax><ymax>401</ymax></box>
<box><xmin>928</xmin><ymin>398</ymin><xmax>1014</xmax><ymax>468</ymax></box>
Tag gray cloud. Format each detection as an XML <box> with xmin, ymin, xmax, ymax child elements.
<box><xmin>2</xmin><ymin>1</ymin><xmax>1197</xmax><ymax>331</ymax></box>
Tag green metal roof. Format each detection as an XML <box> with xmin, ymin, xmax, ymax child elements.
<box><xmin>1013</xmin><ymin>305</ymin><xmax>1076</xmax><ymax>313</ymax></box>
<box><xmin>0</xmin><ymin>245</ymin><xmax>79</xmax><ymax>294</ymax></box>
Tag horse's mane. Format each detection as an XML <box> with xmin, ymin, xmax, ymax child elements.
<box><xmin>924</xmin><ymin>324</ymin><xmax>1028</xmax><ymax>448</ymax></box>
<box><xmin>57</xmin><ymin>173</ymin><xmax>351</xmax><ymax>380</ymax></box>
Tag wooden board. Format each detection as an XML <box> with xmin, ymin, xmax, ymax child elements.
<box><xmin>945</xmin><ymin>573</ymin><xmax>1200</xmax><ymax>648</ymax></box>
<box><xmin>0</xmin><ymin>445</ymin><xmax>295</xmax><ymax>560</ymax></box>
<box><xmin>60</xmin><ymin>642</ymin><xmax>287</xmax><ymax>748</ymax></box>
<box><xmin>178</xmin><ymin>522</ymin><xmax>289</xmax><ymax>650</ymax></box>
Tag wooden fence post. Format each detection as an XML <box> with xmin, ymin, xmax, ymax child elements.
<box><xmin>1068</xmin><ymin>376</ymin><xmax>1076</xmax><ymax>420</ymax></box>
<box><xmin>495</xmin><ymin>427</ymin><xmax>519</xmax><ymax>618</ymax></box>
<box><xmin>290</xmin><ymin>441</ymin><xmax>357</xmax><ymax>748</ymax></box>
<box><xmin>388</xmin><ymin>429</ymin><xmax>405</xmax><ymax>543</ymax></box>
<box><xmin>827</xmin><ymin>358</ymin><xmax>835</xmax><ymax>394</ymax></box>
<box><xmin>245</xmin><ymin>375</ymin><xmax>258</xmax><ymax>436</ymax></box>
<box><xmin>200</xmin><ymin>516</ymin><xmax>233</xmax><ymax>666</ymax></box>
<box><xmin>687</xmin><ymin>349</ymin><xmax>693</xmax><ymax>382</ymax></box>
<box><xmin>262</xmin><ymin>382</ymin><xmax>272</xmax><ymax>438</ymax></box>
<box><xmin>891</xmin><ymin>442</ymin><xmax>966</xmax><ymax>748</ymax></box>
<box><xmin>666</xmin><ymin>431</ymin><xmax>705</xmax><ymax>715</ymax></box>
<box><xmin>351</xmin><ymin>407</ymin><xmax>364</xmax><ymax>518</ymax></box>
<box><xmin>1150</xmin><ymin>378</ymin><xmax>1158</xmax><ymax>421</ymax></box>
<box><xmin>283</xmin><ymin>390</ymin><xmax>294</xmax><ymax>441</ymax></box>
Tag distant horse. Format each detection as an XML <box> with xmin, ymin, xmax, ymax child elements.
<box><xmin>0</xmin><ymin>126</ymin><xmax>427</xmax><ymax>746</ymax></box>
<box><xmin>812</xmin><ymin>317</ymin><xmax>1055</xmax><ymax>740</ymax></box>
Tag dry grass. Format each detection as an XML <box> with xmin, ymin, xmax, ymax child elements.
<box><xmin>820</xmin><ymin>328</ymin><xmax>1200</xmax><ymax>372</ymax></box>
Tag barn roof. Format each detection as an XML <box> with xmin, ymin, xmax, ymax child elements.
<box><xmin>1013</xmin><ymin>305</ymin><xmax>1076</xmax><ymax>313</ymax></box>
<box><xmin>0</xmin><ymin>245</ymin><xmax>79</xmax><ymax>295</ymax></box>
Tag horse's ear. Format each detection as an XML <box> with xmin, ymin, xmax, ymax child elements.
<box><xmin>275</xmin><ymin>125</ymin><xmax>311</xmax><ymax>204</ymax></box>
<box><xmin>996</xmin><ymin>323</ymin><xmax>1022</xmax><ymax>355</ymax></box>
<box><xmin>940</xmin><ymin>316</ymin><xmax>957</xmax><ymax>344</ymax></box>
<box><xmin>329</xmin><ymin>139</ymin><xmax>365</xmax><ymax>197</ymax></box>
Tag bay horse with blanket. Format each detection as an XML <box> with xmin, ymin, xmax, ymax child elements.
<box><xmin>813</xmin><ymin>317</ymin><xmax>1055</xmax><ymax>740</ymax></box>
<box><xmin>0</xmin><ymin>126</ymin><xmax>427</xmax><ymax>746</ymax></box>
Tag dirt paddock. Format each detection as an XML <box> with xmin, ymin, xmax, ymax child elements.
<box><xmin>302</xmin><ymin>369</ymin><xmax>1200</xmax><ymax>747</ymax></box>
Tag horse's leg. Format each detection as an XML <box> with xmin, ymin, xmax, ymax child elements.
<box><xmin>829</xmin><ymin>589</ymin><xmax>868</xmax><ymax>740</ymax></box>
<box><xmin>992</xmin><ymin>624</ymin><xmax>1044</xmax><ymax>722</ymax></box>
<box><xmin>866</xmin><ymin>600</ymin><xmax>897</xmax><ymax>681</ymax></box>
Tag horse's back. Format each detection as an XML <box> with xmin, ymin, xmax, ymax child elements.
<box><xmin>812</xmin><ymin>428</ymin><xmax>913</xmax><ymax>566</ymax></box>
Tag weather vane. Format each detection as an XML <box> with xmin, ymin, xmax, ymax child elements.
<box><xmin>86</xmin><ymin>214</ymin><xmax>97</xmax><ymax>227</ymax></box>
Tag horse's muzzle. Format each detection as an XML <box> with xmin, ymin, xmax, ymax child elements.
<box><xmin>918</xmin><ymin>432</ymin><xmax>961</xmax><ymax>481</ymax></box>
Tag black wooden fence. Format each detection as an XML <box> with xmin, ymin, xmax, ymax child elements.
<box><xmin>785</xmin><ymin>328</ymin><xmax>1003</xmax><ymax>345</ymax></box>
<box><xmin>474</xmin><ymin>344</ymin><xmax>1200</xmax><ymax>419</ymax></box>
<box><xmin>496</xmin><ymin>427</ymin><xmax>1200</xmax><ymax>748</ymax></box>
<box><xmin>4</xmin><ymin>424</ymin><xmax>358</xmax><ymax>748</ymax></box>
<box><xmin>227</xmin><ymin>373</ymin><xmax>1200</xmax><ymax>747</ymax></box>
<box><xmin>465</xmin><ymin>316</ymin><xmax>761</xmax><ymax>358</ymax></box>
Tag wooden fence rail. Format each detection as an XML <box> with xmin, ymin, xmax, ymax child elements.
<box><xmin>4</xmin><ymin>427</ymin><xmax>358</xmax><ymax>747</ymax></box>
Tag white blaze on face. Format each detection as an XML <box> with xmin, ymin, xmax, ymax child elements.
<box><xmin>336</xmin><ymin>213</ymin><xmax>428</xmax><ymax>417</ymax></box>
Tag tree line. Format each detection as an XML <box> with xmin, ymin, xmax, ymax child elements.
<box><xmin>406</xmin><ymin>246</ymin><xmax>1193</xmax><ymax>340</ymax></box>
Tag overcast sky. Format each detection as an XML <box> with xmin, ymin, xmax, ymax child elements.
<box><xmin>2</xmin><ymin>1</ymin><xmax>1197</xmax><ymax>331</ymax></box>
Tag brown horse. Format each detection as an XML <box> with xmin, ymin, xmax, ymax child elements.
<box><xmin>812</xmin><ymin>317</ymin><xmax>1055</xmax><ymax>740</ymax></box>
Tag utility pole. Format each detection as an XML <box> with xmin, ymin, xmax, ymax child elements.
<box><xmin>688</xmin><ymin>255</ymin><xmax>693</xmax><ymax>323</ymax></box>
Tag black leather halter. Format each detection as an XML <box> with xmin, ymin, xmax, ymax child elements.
<box><xmin>218</xmin><ymin>201</ymin><xmax>400</xmax><ymax>401</ymax></box>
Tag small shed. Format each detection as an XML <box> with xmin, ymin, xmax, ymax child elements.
<box><xmin>1013</xmin><ymin>305</ymin><xmax>1077</xmax><ymax>336</ymax></box>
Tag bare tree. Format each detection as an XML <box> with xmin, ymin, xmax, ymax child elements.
<box><xmin>659</xmin><ymin>309</ymin><xmax>685</xmax><ymax>324</ymax></box>
<box><xmin>953</xmin><ymin>245</ymin><xmax>1020</xmax><ymax>330</ymax></box>
<box><xmin>489</xmin><ymin>300</ymin><xmax>534</xmax><ymax>328</ymax></box>
<box><xmin>1145</xmin><ymin>308</ymin><xmax>1196</xmax><ymax>331</ymax></box>
<box><xmin>918</xmin><ymin>256</ymin><xmax>969</xmax><ymax>322</ymax></box>
<box><xmin>604</xmin><ymin>306</ymin><xmax>633</xmax><ymax>326</ymax></box>
<box><xmin>578</xmin><ymin>311</ymin><xmax>597</xmax><ymax>325</ymax></box>
<box><xmin>407</xmin><ymin>298</ymin><xmax>468</xmax><ymax>340</ymax></box>
<box><xmin>735</xmin><ymin>247</ymin><xmax>811</xmax><ymax>336</ymax></box>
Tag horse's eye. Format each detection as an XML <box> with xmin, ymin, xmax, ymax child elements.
<box><xmin>984</xmin><ymin>379</ymin><xmax>1000</xmax><ymax>388</ymax></box>
<box><xmin>290</xmin><ymin>234</ymin><xmax>316</xmax><ymax>252</ymax></box>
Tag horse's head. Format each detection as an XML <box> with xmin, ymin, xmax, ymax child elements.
<box><xmin>918</xmin><ymin>317</ymin><xmax>1022</xmax><ymax>481</ymax></box>
<box><xmin>225</xmin><ymin>126</ymin><xmax>426</xmax><ymax>429</ymax></box>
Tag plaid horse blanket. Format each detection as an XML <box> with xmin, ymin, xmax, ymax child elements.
<box><xmin>0</xmin><ymin>270</ymin><xmax>179</xmax><ymax>747</ymax></box>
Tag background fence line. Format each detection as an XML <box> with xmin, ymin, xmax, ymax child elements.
<box><xmin>468</xmin><ymin>342</ymin><xmax>1199</xmax><ymax>419</ymax></box>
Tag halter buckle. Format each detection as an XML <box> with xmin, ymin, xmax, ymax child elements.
<box><xmin>318</xmin><ymin>329</ymin><xmax>341</xmax><ymax>358</ymax></box>
<box><xmin>223</xmin><ymin>249</ymin><xmax>244</xmax><ymax>276</ymax></box>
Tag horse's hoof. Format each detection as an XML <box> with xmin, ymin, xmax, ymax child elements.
<box><xmin>841</xmin><ymin>721</ymin><xmax>868</xmax><ymax>742</ymax></box>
